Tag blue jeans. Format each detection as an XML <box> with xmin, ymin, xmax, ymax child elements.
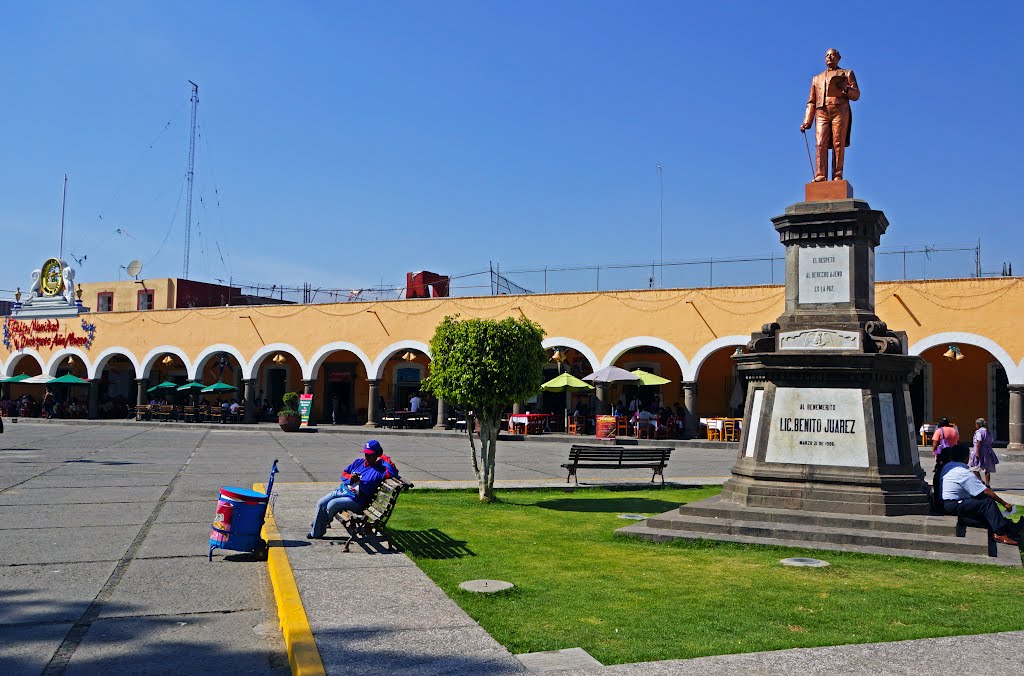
<box><xmin>309</xmin><ymin>489</ymin><xmax>361</xmax><ymax>538</ymax></box>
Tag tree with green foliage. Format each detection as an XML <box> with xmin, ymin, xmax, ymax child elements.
<box><xmin>424</xmin><ymin>315</ymin><xmax>547</xmax><ymax>501</ymax></box>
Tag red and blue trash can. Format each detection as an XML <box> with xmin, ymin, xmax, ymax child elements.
<box><xmin>209</xmin><ymin>459</ymin><xmax>278</xmax><ymax>560</ymax></box>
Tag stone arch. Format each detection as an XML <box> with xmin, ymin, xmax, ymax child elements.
<box><xmin>88</xmin><ymin>347</ymin><xmax>142</xmax><ymax>380</ymax></box>
<box><xmin>191</xmin><ymin>344</ymin><xmax>249</xmax><ymax>382</ymax></box>
<box><xmin>140</xmin><ymin>345</ymin><xmax>194</xmax><ymax>379</ymax></box>
<box><xmin>45</xmin><ymin>348</ymin><xmax>93</xmax><ymax>377</ymax></box>
<box><xmin>600</xmin><ymin>336</ymin><xmax>688</xmax><ymax>375</ymax></box>
<box><xmin>305</xmin><ymin>342</ymin><xmax>374</xmax><ymax>381</ymax></box>
<box><xmin>684</xmin><ymin>335</ymin><xmax>750</xmax><ymax>382</ymax></box>
<box><xmin>370</xmin><ymin>340</ymin><xmax>432</xmax><ymax>381</ymax></box>
<box><xmin>244</xmin><ymin>343</ymin><xmax>307</xmax><ymax>380</ymax></box>
<box><xmin>909</xmin><ymin>332</ymin><xmax>1019</xmax><ymax>384</ymax></box>
<box><xmin>541</xmin><ymin>337</ymin><xmax>599</xmax><ymax>374</ymax></box>
<box><xmin>3</xmin><ymin>350</ymin><xmax>45</xmax><ymax>377</ymax></box>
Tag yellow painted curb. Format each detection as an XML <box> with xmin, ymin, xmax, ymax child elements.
<box><xmin>255</xmin><ymin>482</ymin><xmax>327</xmax><ymax>676</ymax></box>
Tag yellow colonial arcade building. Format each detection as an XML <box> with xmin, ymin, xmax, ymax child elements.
<box><xmin>2</xmin><ymin>259</ymin><xmax>1024</xmax><ymax>449</ymax></box>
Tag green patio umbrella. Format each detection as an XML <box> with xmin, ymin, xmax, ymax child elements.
<box><xmin>0</xmin><ymin>374</ymin><xmax>31</xmax><ymax>384</ymax></box>
<box><xmin>147</xmin><ymin>380</ymin><xmax>179</xmax><ymax>394</ymax></box>
<box><xmin>176</xmin><ymin>380</ymin><xmax>207</xmax><ymax>392</ymax></box>
<box><xmin>540</xmin><ymin>372</ymin><xmax>594</xmax><ymax>393</ymax></box>
<box><xmin>201</xmin><ymin>381</ymin><xmax>238</xmax><ymax>394</ymax></box>
<box><xmin>630</xmin><ymin>369</ymin><xmax>671</xmax><ymax>386</ymax></box>
<box><xmin>50</xmin><ymin>374</ymin><xmax>90</xmax><ymax>385</ymax></box>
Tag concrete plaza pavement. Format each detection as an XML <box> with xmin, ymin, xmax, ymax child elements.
<box><xmin>4</xmin><ymin>420</ymin><xmax>1024</xmax><ymax>674</ymax></box>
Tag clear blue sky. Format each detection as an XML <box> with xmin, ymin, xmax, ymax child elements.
<box><xmin>2</xmin><ymin>2</ymin><xmax>1020</xmax><ymax>299</ymax></box>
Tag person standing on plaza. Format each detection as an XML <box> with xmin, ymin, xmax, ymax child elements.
<box><xmin>970</xmin><ymin>418</ymin><xmax>999</xmax><ymax>487</ymax></box>
<box><xmin>931</xmin><ymin>417</ymin><xmax>959</xmax><ymax>456</ymax></box>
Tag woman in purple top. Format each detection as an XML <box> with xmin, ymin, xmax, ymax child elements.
<box><xmin>970</xmin><ymin>418</ymin><xmax>999</xmax><ymax>487</ymax></box>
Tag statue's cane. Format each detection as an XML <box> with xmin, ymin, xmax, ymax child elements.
<box><xmin>802</xmin><ymin>129</ymin><xmax>815</xmax><ymax>180</ymax></box>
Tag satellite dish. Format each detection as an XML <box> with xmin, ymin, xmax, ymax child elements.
<box><xmin>126</xmin><ymin>259</ymin><xmax>143</xmax><ymax>278</ymax></box>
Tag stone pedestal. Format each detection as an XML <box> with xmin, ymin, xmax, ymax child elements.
<box><xmin>624</xmin><ymin>197</ymin><xmax>1000</xmax><ymax>562</ymax></box>
<box><xmin>724</xmin><ymin>198</ymin><xmax>929</xmax><ymax>516</ymax></box>
<box><xmin>805</xmin><ymin>180</ymin><xmax>853</xmax><ymax>202</ymax></box>
<box><xmin>724</xmin><ymin>351</ymin><xmax>927</xmax><ymax>515</ymax></box>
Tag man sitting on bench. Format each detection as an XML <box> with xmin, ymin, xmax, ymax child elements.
<box><xmin>307</xmin><ymin>440</ymin><xmax>399</xmax><ymax>539</ymax></box>
<box><xmin>941</xmin><ymin>444</ymin><xmax>1020</xmax><ymax>546</ymax></box>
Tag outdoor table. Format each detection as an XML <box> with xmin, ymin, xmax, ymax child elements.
<box><xmin>508</xmin><ymin>413</ymin><xmax>552</xmax><ymax>435</ymax></box>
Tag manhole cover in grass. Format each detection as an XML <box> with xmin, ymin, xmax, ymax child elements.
<box><xmin>618</xmin><ymin>514</ymin><xmax>647</xmax><ymax>520</ymax></box>
<box><xmin>459</xmin><ymin>579</ymin><xmax>514</xmax><ymax>593</ymax></box>
<box><xmin>780</xmin><ymin>557</ymin><xmax>829</xmax><ymax>568</ymax></box>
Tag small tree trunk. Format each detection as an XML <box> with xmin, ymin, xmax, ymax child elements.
<box><xmin>477</xmin><ymin>417</ymin><xmax>491</xmax><ymax>502</ymax></box>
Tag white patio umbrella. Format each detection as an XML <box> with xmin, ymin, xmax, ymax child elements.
<box><xmin>582</xmin><ymin>366</ymin><xmax>639</xmax><ymax>415</ymax></box>
<box><xmin>582</xmin><ymin>366</ymin><xmax>639</xmax><ymax>384</ymax></box>
<box><xmin>23</xmin><ymin>374</ymin><xmax>54</xmax><ymax>384</ymax></box>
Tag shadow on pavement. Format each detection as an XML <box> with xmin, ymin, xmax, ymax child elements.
<box><xmin>387</xmin><ymin>528</ymin><xmax>475</xmax><ymax>559</ymax></box>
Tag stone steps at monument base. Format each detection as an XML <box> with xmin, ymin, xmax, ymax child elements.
<box><xmin>721</xmin><ymin>483</ymin><xmax>930</xmax><ymax>516</ymax></box>
<box><xmin>615</xmin><ymin>523</ymin><xmax>1024</xmax><ymax>567</ymax></box>
<box><xmin>676</xmin><ymin>496</ymin><xmax>959</xmax><ymax>536</ymax></box>
<box><xmin>643</xmin><ymin>512</ymin><xmax>986</xmax><ymax>555</ymax></box>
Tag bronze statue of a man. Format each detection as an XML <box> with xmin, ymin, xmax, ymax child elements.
<box><xmin>800</xmin><ymin>48</ymin><xmax>860</xmax><ymax>182</ymax></box>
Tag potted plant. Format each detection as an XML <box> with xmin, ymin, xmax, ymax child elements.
<box><xmin>277</xmin><ymin>392</ymin><xmax>301</xmax><ymax>432</ymax></box>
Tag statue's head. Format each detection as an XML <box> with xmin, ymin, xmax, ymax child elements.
<box><xmin>825</xmin><ymin>49</ymin><xmax>841</xmax><ymax>68</ymax></box>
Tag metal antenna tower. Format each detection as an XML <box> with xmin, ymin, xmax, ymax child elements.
<box><xmin>183</xmin><ymin>80</ymin><xmax>198</xmax><ymax>279</ymax></box>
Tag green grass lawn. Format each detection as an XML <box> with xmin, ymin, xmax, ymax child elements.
<box><xmin>387</xmin><ymin>486</ymin><xmax>1024</xmax><ymax>665</ymax></box>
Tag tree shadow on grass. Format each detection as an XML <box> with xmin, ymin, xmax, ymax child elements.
<box><xmin>387</xmin><ymin>528</ymin><xmax>476</xmax><ymax>559</ymax></box>
<box><xmin>533</xmin><ymin>497</ymin><xmax>684</xmax><ymax>514</ymax></box>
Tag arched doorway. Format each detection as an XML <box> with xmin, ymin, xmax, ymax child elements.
<box><xmin>251</xmin><ymin>349</ymin><xmax>303</xmax><ymax>413</ymax></box>
<box><xmin>540</xmin><ymin>347</ymin><xmax>596</xmax><ymax>429</ymax></box>
<box><xmin>311</xmin><ymin>349</ymin><xmax>371</xmax><ymax>425</ymax></box>
<box><xmin>612</xmin><ymin>346</ymin><xmax>683</xmax><ymax>414</ymax></box>
<box><xmin>913</xmin><ymin>343</ymin><xmax>1010</xmax><ymax>443</ymax></box>
<box><xmin>50</xmin><ymin>352</ymin><xmax>90</xmax><ymax>418</ymax></box>
<box><xmin>380</xmin><ymin>349</ymin><xmax>431</xmax><ymax>414</ymax></box>
<box><xmin>694</xmin><ymin>345</ymin><xmax>745</xmax><ymax>419</ymax></box>
<box><xmin>3</xmin><ymin>353</ymin><xmax>44</xmax><ymax>417</ymax></box>
<box><xmin>94</xmin><ymin>353</ymin><xmax>135</xmax><ymax>418</ymax></box>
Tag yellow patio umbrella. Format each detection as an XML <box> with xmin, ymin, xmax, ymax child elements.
<box><xmin>540</xmin><ymin>373</ymin><xmax>594</xmax><ymax>393</ymax></box>
<box><xmin>630</xmin><ymin>369</ymin><xmax>671</xmax><ymax>386</ymax></box>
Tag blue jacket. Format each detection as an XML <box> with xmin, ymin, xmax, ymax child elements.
<box><xmin>339</xmin><ymin>456</ymin><xmax>399</xmax><ymax>508</ymax></box>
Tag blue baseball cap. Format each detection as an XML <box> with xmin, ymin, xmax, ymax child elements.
<box><xmin>363</xmin><ymin>440</ymin><xmax>383</xmax><ymax>454</ymax></box>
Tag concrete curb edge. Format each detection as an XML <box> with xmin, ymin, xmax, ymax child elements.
<box><xmin>255</xmin><ymin>482</ymin><xmax>326</xmax><ymax>676</ymax></box>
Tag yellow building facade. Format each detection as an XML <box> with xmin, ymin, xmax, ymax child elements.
<box><xmin>3</xmin><ymin>277</ymin><xmax>1023</xmax><ymax>446</ymax></box>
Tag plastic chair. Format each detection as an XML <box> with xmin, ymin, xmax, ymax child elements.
<box><xmin>568</xmin><ymin>415</ymin><xmax>584</xmax><ymax>435</ymax></box>
<box><xmin>707</xmin><ymin>418</ymin><xmax>722</xmax><ymax>441</ymax></box>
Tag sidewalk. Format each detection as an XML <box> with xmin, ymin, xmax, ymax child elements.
<box><xmin>265</xmin><ymin>480</ymin><xmax>1024</xmax><ymax>676</ymax></box>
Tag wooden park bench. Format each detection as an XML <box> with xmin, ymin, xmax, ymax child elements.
<box><xmin>332</xmin><ymin>477</ymin><xmax>415</xmax><ymax>552</ymax></box>
<box><xmin>562</xmin><ymin>445</ymin><xmax>673</xmax><ymax>485</ymax></box>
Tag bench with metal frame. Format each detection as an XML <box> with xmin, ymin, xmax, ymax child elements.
<box><xmin>561</xmin><ymin>444</ymin><xmax>673</xmax><ymax>485</ymax></box>
<box><xmin>332</xmin><ymin>477</ymin><xmax>415</xmax><ymax>552</ymax></box>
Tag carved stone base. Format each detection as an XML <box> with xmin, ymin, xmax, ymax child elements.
<box><xmin>723</xmin><ymin>351</ymin><xmax>930</xmax><ymax>517</ymax></box>
<box><xmin>805</xmin><ymin>180</ymin><xmax>853</xmax><ymax>201</ymax></box>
